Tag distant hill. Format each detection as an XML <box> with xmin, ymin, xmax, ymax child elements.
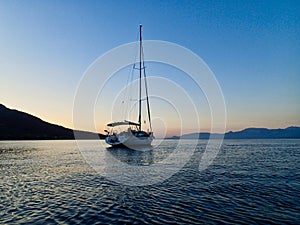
<box><xmin>1</xmin><ymin>103</ymin><xmax>299</xmax><ymax>140</ymax></box>
<box><xmin>0</xmin><ymin>104</ymin><xmax>106</xmax><ymax>140</ymax></box>
<box><xmin>170</xmin><ymin>127</ymin><xmax>300</xmax><ymax>139</ymax></box>
<box><xmin>224</xmin><ymin>127</ymin><xmax>300</xmax><ymax>139</ymax></box>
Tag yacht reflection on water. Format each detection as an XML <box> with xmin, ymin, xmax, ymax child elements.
<box><xmin>106</xmin><ymin>146</ymin><xmax>154</xmax><ymax>166</ymax></box>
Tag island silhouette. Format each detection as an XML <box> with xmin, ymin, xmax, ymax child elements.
<box><xmin>0</xmin><ymin>104</ymin><xmax>105</xmax><ymax>140</ymax></box>
<box><xmin>0</xmin><ymin>103</ymin><xmax>299</xmax><ymax>140</ymax></box>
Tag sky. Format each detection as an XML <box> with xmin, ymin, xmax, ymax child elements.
<box><xmin>0</xmin><ymin>0</ymin><xmax>299</xmax><ymax>136</ymax></box>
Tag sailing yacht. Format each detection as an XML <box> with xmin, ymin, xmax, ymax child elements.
<box><xmin>105</xmin><ymin>25</ymin><xmax>154</xmax><ymax>147</ymax></box>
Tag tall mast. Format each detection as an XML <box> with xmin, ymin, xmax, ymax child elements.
<box><xmin>138</xmin><ymin>24</ymin><xmax>142</xmax><ymax>131</ymax></box>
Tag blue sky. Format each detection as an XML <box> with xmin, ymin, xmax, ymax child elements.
<box><xmin>0</xmin><ymin>0</ymin><xmax>299</xmax><ymax>134</ymax></box>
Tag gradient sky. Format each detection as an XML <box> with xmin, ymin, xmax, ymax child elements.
<box><xmin>0</xmin><ymin>0</ymin><xmax>299</xmax><ymax>135</ymax></box>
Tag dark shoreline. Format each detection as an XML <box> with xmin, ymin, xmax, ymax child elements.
<box><xmin>1</xmin><ymin>103</ymin><xmax>300</xmax><ymax>141</ymax></box>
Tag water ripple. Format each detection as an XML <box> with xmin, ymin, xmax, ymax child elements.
<box><xmin>0</xmin><ymin>140</ymin><xmax>299</xmax><ymax>224</ymax></box>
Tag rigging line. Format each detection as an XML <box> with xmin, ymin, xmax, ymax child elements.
<box><xmin>141</xmin><ymin>44</ymin><xmax>153</xmax><ymax>132</ymax></box>
<box><xmin>122</xmin><ymin>65</ymin><xmax>132</xmax><ymax>119</ymax></box>
<box><xmin>122</xmin><ymin>29</ymin><xmax>140</xmax><ymax>120</ymax></box>
<box><xmin>127</xmin><ymin>39</ymin><xmax>140</xmax><ymax>121</ymax></box>
<box><xmin>122</xmin><ymin>59</ymin><xmax>136</xmax><ymax>120</ymax></box>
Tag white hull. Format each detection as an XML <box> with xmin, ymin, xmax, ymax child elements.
<box><xmin>106</xmin><ymin>133</ymin><xmax>153</xmax><ymax>147</ymax></box>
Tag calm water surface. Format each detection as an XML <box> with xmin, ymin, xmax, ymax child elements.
<box><xmin>0</xmin><ymin>139</ymin><xmax>299</xmax><ymax>224</ymax></box>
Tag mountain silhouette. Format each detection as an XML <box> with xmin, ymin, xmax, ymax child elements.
<box><xmin>171</xmin><ymin>126</ymin><xmax>300</xmax><ymax>139</ymax></box>
<box><xmin>0</xmin><ymin>104</ymin><xmax>105</xmax><ymax>140</ymax></box>
<box><xmin>1</xmin><ymin>103</ymin><xmax>300</xmax><ymax>140</ymax></box>
<box><xmin>224</xmin><ymin>127</ymin><xmax>300</xmax><ymax>139</ymax></box>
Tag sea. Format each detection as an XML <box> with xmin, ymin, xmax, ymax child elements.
<box><xmin>0</xmin><ymin>139</ymin><xmax>299</xmax><ymax>224</ymax></box>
